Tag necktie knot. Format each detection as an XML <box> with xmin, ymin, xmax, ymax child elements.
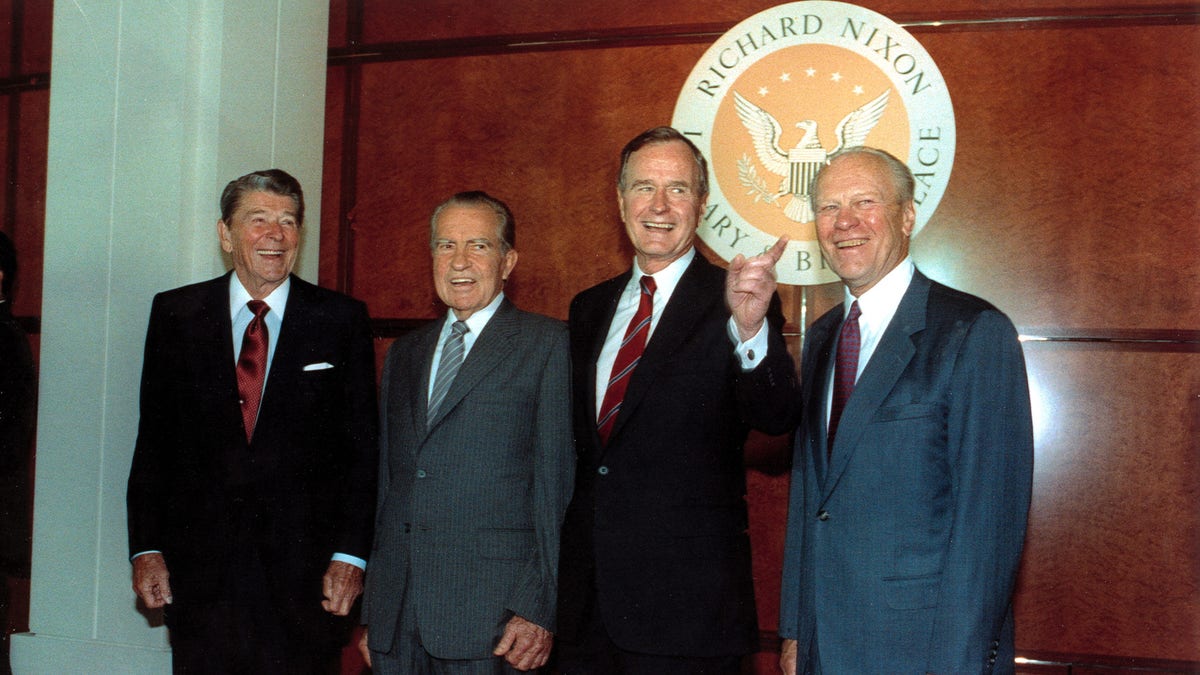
<box><xmin>640</xmin><ymin>275</ymin><xmax>657</xmax><ymax>296</ymax></box>
<box><xmin>846</xmin><ymin>300</ymin><xmax>861</xmax><ymax>324</ymax></box>
<box><xmin>451</xmin><ymin>320</ymin><xmax>469</xmax><ymax>338</ymax></box>
<box><xmin>247</xmin><ymin>299</ymin><xmax>270</xmax><ymax>320</ymax></box>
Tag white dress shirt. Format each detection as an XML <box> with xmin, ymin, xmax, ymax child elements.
<box><xmin>823</xmin><ymin>257</ymin><xmax>915</xmax><ymax>425</ymax></box>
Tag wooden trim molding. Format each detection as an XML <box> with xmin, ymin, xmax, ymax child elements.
<box><xmin>1017</xmin><ymin>329</ymin><xmax>1200</xmax><ymax>353</ymax></box>
<box><xmin>328</xmin><ymin>6</ymin><xmax>1200</xmax><ymax>66</ymax></box>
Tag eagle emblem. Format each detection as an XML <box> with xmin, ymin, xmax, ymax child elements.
<box><xmin>733</xmin><ymin>89</ymin><xmax>890</xmax><ymax>222</ymax></box>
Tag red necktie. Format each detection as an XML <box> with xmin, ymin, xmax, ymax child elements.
<box><xmin>596</xmin><ymin>275</ymin><xmax>656</xmax><ymax>444</ymax></box>
<box><xmin>828</xmin><ymin>300</ymin><xmax>861</xmax><ymax>455</ymax></box>
<box><xmin>236</xmin><ymin>300</ymin><xmax>270</xmax><ymax>442</ymax></box>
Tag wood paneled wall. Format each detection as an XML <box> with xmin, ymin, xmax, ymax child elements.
<box><xmin>4</xmin><ymin>0</ymin><xmax>1196</xmax><ymax>671</ymax></box>
<box><xmin>0</xmin><ymin>0</ymin><xmax>50</xmax><ymax>332</ymax></box>
<box><xmin>322</xmin><ymin>1</ymin><xmax>1200</xmax><ymax>669</ymax></box>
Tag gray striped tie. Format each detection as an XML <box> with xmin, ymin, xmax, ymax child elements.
<box><xmin>428</xmin><ymin>320</ymin><xmax>469</xmax><ymax>426</ymax></box>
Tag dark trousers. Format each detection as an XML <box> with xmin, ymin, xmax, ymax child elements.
<box><xmin>167</xmin><ymin>510</ymin><xmax>342</xmax><ymax>675</ymax></box>
<box><xmin>555</xmin><ymin>595</ymin><xmax>744</xmax><ymax>675</ymax></box>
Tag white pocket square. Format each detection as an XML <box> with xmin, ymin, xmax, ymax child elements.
<box><xmin>303</xmin><ymin>362</ymin><xmax>335</xmax><ymax>371</ymax></box>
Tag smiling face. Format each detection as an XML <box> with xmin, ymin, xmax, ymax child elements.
<box><xmin>431</xmin><ymin>204</ymin><xmax>518</xmax><ymax>320</ymax></box>
<box><xmin>618</xmin><ymin>140</ymin><xmax>706</xmax><ymax>275</ymax></box>
<box><xmin>218</xmin><ymin>190</ymin><xmax>300</xmax><ymax>299</ymax></box>
<box><xmin>813</xmin><ymin>153</ymin><xmax>915</xmax><ymax>297</ymax></box>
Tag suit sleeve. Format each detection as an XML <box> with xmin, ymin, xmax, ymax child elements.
<box><xmin>126</xmin><ymin>295</ymin><xmax>172</xmax><ymax>557</ymax></box>
<box><xmin>735</xmin><ymin>293</ymin><xmax>801</xmax><ymax>435</ymax></box>
<box><xmin>925</xmin><ymin>310</ymin><xmax>1033</xmax><ymax>673</ymax></box>
<box><xmin>505</xmin><ymin>324</ymin><xmax>574</xmax><ymax>631</ymax></box>
<box><xmin>332</xmin><ymin>300</ymin><xmax>380</xmax><ymax>561</ymax></box>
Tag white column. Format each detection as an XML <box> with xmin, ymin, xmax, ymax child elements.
<box><xmin>10</xmin><ymin>1</ymin><xmax>329</xmax><ymax>672</ymax></box>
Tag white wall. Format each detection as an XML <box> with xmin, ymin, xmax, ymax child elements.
<box><xmin>10</xmin><ymin>1</ymin><xmax>330</xmax><ymax>671</ymax></box>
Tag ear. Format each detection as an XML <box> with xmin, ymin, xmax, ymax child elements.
<box><xmin>218</xmin><ymin>220</ymin><xmax>233</xmax><ymax>253</ymax></box>
<box><xmin>501</xmin><ymin>249</ymin><xmax>518</xmax><ymax>281</ymax></box>
<box><xmin>901</xmin><ymin>201</ymin><xmax>916</xmax><ymax>237</ymax></box>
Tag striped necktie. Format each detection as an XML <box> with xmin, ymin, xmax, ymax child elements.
<box><xmin>596</xmin><ymin>275</ymin><xmax>656</xmax><ymax>444</ymax></box>
<box><xmin>428</xmin><ymin>320</ymin><xmax>469</xmax><ymax>426</ymax></box>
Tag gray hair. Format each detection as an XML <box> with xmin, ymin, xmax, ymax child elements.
<box><xmin>429</xmin><ymin>191</ymin><xmax>516</xmax><ymax>254</ymax></box>
<box><xmin>811</xmin><ymin>147</ymin><xmax>915</xmax><ymax>207</ymax></box>
<box><xmin>617</xmin><ymin>126</ymin><xmax>709</xmax><ymax>199</ymax></box>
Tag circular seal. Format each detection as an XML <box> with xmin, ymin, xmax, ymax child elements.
<box><xmin>673</xmin><ymin>1</ymin><xmax>955</xmax><ymax>285</ymax></box>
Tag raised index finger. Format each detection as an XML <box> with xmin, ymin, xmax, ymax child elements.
<box><xmin>762</xmin><ymin>235</ymin><xmax>789</xmax><ymax>265</ymax></box>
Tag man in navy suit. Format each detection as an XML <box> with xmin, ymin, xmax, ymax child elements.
<box><xmin>127</xmin><ymin>169</ymin><xmax>378</xmax><ymax>674</ymax></box>
<box><xmin>762</xmin><ymin>148</ymin><xmax>1034</xmax><ymax>674</ymax></box>
<box><xmin>556</xmin><ymin>127</ymin><xmax>798</xmax><ymax>674</ymax></box>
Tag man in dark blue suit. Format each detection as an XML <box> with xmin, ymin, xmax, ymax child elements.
<box><xmin>127</xmin><ymin>170</ymin><xmax>378</xmax><ymax>673</ymax></box>
<box><xmin>766</xmin><ymin>148</ymin><xmax>1034</xmax><ymax>674</ymax></box>
<box><xmin>556</xmin><ymin>127</ymin><xmax>798</xmax><ymax>674</ymax></box>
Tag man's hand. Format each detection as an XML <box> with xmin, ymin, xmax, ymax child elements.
<box><xmin>357</xmin><ymin>627</ymin><xmax>372</xmax><ymax>668</ymax></box>
<box><xmin>132</xmin><ymin>553</ymin><xmax>173</xmax><ymax>608</ymax></box>
<box><xmin>780</xmin><ymin>638</ymin><xmax>797</xmax><ymax>675</ymax></box>
<box><xmin>492</xmin><ymin>614</ymin><xmax>552</xmax><ymax>671</ymax></box>
<box><xmin>726</xmin><ymin>236</ymin><xmax>789</xmax><ymax>341</ymax></box>
<box><xmin>321</xmin><ymin>561</ymin><xmax>364</xmax><ymax>616</ymax></box>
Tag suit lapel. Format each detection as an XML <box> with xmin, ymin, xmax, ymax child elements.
<box><xmin>196</xmin><ymin>273</ymin><xmax>246</xmax><ymax>448</ymax></box>
<box><xmin>608</xmin><ymin>255</ymin><xmax>718</xmax><ymax>443</ymax></box>
<box><xmin>821</xmin><ymin>272</ymin><xmax>930</xmax><ymax>501</ymax></box>
<box><xmin>425</xmin><ymin>299</ymin><xmax>520</xmax><ymax>431</ymax></box>
<box><xmin>410</xmin><ymin>321</ymin><xmax>441</xmax><ymax>436</ymax></box>
<box><xmin>256</xmin><ymin>275</ymin><xmax>313</xmax><ymax>449</ymax></box>
<box><xmin>803</xmin><ymin>311</ymin><xmax>839</xmax><ymax>483</ymax></box>
<box><xmin>582</xmin><ymin>274</ymin><xmax>628</xmax><ymax>451</ymax></box>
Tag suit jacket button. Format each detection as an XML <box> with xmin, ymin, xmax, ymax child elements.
<box><xmin>817</xmin><ymin>510</ymin><xmax>830</xmax><ymax>521</ymax></box>
<box><xmin>416</xmin><ymin>469</ymin><xmax>427</xmax><ymax>478</ymax></box>
<box><xmin>597</xmin><ymin>466</ymin><xmax>609</xmax><ymax>475</ymax></box>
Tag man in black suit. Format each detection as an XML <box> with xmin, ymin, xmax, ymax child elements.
<box><xmin>556</xmin><ymin>127</ymin><xmax>799</xmax><ymax>674</ymax></box>
<box><xmin>360</xmin><ymin>191</ymin><xmax>573</xmax><ymax>673</ymax></box>
<box><xmin>126</xmin><ymin>169</ymin><xmax>378</xmax><ymax>674</ymax></box>
<box><xmin>0</xmin><ymin>231</ymin><xmax>34</xmax><ymax>675</ymax></box>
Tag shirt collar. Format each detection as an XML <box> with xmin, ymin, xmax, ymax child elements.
<box><xmin>632</xmin><ymin>246</ymin><xmax>694</xmax><ymax>301</ymax></box>
<box><xmin>229</xmin><ymin>273</ymin><xmax>291</xmax><ymax>320</ymax></box>
<box><xmin>845</xmin><ymin>256</ymin><xmax>914</xmax><ymax>321</ymax></box>
<box><xmin>443</xmin><ymin>291</ymin><xmax>505</xmax><ymax>335</ymax></box>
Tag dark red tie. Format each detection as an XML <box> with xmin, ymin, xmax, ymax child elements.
<box><xmin>596</xmin><ymin>275</ymin><xmax>656</xmax><ymax>444</ymax></box>
<box><xmin>828</xmin><ymin>300</ymin><xmax>861</xmax><ymax>455</ymax></box>
<box><xmin>236</xmin><ymin>300</ymin><xmax>270</xmax><ymax>442</ymax></box>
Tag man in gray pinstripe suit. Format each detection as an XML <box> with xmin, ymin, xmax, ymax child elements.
<box><xmin>360</xmin><ymin>191</ymin><xmax>574</xmax><ymax>673</ymax></box>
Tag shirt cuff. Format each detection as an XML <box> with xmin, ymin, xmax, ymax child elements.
<box><xmin>727</xmin><ymin>317</ymin><xmax>770</xmax><ymax>370</ymax></box>
<box><xmin>332</xmin><ymin>552</ymin><xmax>367</xmax><ymax>571</ymax></box>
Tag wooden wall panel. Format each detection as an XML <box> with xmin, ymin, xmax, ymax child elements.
<box><xmin>1016</xmin><ymin>346</ymin><xmax>1199</xmax><ymax>660</ymax></box>
<box><xmin>323</xmin><ymin>1</ymin><xmax>1200</xmax><ymax>669</ymax></box>
<box><xmin>912</xmin><ymin>23</ymin><xmax>1200</xmax><ymax>332</ymax></box>
<box><xmin>345</xmin><ymin>0</ymin><xmax>1190</xmax><ymax>44</ymax></box>
<box><xmin>331</xmin><ymin>43</ymin><xmax>713</xmax><ymax>321</ymax></box>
